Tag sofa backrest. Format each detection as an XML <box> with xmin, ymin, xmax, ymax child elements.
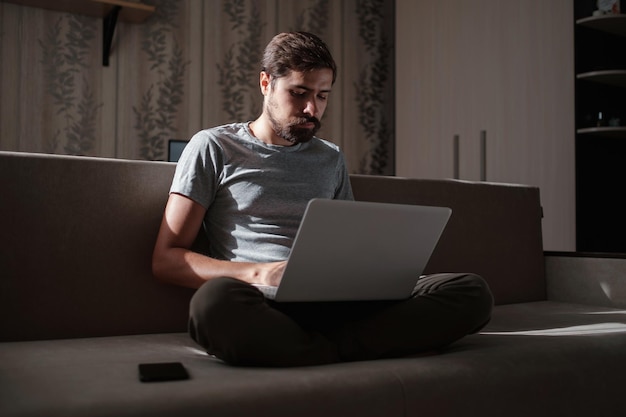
<box><xmin>350</xmin><ymin>174</ymin><xmax>546</xmax><ymax>305</ymax></box>
<box><xmin>0</xmin><ymin>152</ymin><xmax>194</xmax><ymax>342</ymax></box>
<box><xmin>0</xmin><ymin>152</ymin><xmax>545</xmax><ymax>342</ymax></box>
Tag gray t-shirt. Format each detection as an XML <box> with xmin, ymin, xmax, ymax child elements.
<box><xmin>170</xmin><ymin>122</ymin><xmax>354</xmax><ymax>263</ymax></box>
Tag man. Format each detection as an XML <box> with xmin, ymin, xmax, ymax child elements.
<box><xmin>153</xmin><ymin>31</ymin><xmax>493</xmax><ymax>367</ymax></box>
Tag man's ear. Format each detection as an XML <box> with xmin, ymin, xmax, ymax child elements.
<box><xmin>260</xmin><ymin>71</ymin><xmax>271</xmax><ymax>95</ymax></box>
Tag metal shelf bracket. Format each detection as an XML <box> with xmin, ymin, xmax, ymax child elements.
<box><xmin>103</xmin><ymin>5</ymin><xmax>122</xmax><ymax>66</ymax></box>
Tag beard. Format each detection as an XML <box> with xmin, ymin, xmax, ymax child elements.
<box><xmin>266</xmin><ymin>98</ymin><xmax>321</xmax><ymax>144</ymax></box>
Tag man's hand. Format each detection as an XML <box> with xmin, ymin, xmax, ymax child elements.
<box><xmin>255</xmin><ymin>261</ymin><xmax>287</xmax><ymax>287</ymax></box>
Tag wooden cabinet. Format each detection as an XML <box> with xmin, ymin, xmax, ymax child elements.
<box><xmin>575</xmin><ymin>3</ymin><xmax>626</xmax><ymax>253</ymax></box>
<box><xmin>395</xmin><ymin>0</ymin><xmax>575</xmax><ymax>251</ymax></box>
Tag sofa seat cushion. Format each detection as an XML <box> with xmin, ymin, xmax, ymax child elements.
<box><xmin>0</xmin><ymin>333</ymin><xmax>404</xmax><ymax>417</ymax></box>
<box><xmin>2</xmin><ymin>301</ymin><xmax>626</xmax><ymax>417</ymax></box>
<box><xmin>392</xmin><ymin>301</ymin><xmax>626</xmax><ymax>417</ymax></box>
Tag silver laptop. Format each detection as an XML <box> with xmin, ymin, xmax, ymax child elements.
<box><xmin>254</xmin><ymin>198</ymin><xmax>451</xmax><ymax>302</ymax></box>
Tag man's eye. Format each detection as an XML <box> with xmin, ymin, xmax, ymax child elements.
<box><xmin>290</xmin><ymin>90</ymin><xmax>306</xmax><ymax>97</ymax></box>
<box><xmin>318</xmin><ymin>95</ymin><xmax>328</xmax><ymax>101</ymax></box>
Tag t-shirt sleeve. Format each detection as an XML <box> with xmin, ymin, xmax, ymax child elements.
<box><xmin>334</xmin><ymin>152</ymin><xmax>354</xmax><ymax>201</ymax></box>
<box><xmin>169</xmin><ymin>131</ymin><xmax>220</xmax><ymax>209</ymax></box>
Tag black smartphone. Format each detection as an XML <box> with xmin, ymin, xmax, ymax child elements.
<box><xmin>138</xmin><ymin>362</ymin><xmax>189</xmax><ymax>382</ymax></box>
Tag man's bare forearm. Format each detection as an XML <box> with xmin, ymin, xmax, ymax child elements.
<box><xmin>152</xmin><ymin>247</ymin><xmax>285</xmax><ymax>289</ymax></box>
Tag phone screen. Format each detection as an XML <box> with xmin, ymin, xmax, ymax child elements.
<box><xmin>138</xmin><ymin>362</ymin><xmax>189</xmax><ymax>382</ymax></box>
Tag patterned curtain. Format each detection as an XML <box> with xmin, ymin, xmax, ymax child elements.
<box><xmin>0</xmin><ymin>0</ymin><xmax>394</xmax><ymax>175</ymax></box>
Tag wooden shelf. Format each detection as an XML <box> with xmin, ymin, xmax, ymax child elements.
<box><xmin>576</xmin><ymin>14</ymin><xmax>626</xmax><ymax>37</ymax></box>
<box><xmin>577</xmin><ymin>70</ymin><xmax>626</xmax><ymax>88</ymax></box>
<box><xmin>577</xmin><ymin>126</ymin><xmax>626</xmax><ymax>138</ymax></box>
<box><xmin>2</xmin><ymin>0</ymin><xmax>155</xmax><ymax>66</ymax></box>
<box><xmin>1</xmin><ymin>0</ymin><xmax>154</xmax><ymax>23</ymax></box>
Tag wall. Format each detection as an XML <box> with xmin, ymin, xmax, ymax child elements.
<box><xmin>0</xmin><ymin>0</ymin><xmax>395</xmax><ymax>175</ymax></box>
<box><xmin>395</xmin><ymin>0</ymin><xmax>576</xmax><ymax>251</ymax></box>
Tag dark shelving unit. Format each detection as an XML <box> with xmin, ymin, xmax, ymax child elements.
<box><xmin>575</xmin><ymin>1</ymin><xmax>626</xmax><ymax>253</ymax></box>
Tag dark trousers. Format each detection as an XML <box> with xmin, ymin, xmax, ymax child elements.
<box><xmin>188</xmin><ymin>273</ymin><xmax>493</xmax><ymax>367</ymax></box>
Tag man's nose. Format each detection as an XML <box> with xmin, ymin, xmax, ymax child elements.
<box><xmin>304</xmin><ymin>99</ymin><xmax>317</xmax><ymax>116</ymax></box>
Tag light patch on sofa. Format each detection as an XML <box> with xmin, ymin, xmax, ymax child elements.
<box><xmin>599</xmin><ymin>279</ymin><xmax>626</xmax><ymax>304</ymax></box>
<box><xmin>481</xmin><ymin>322</ymin><xmax>626</xmax><ymax>336</ymax></box>
<box><xmin>184</xmin><ymin>346</ymin><xmax>209</xmax><ymax>356</ymax></box>
<box><xmin>583</xmin><ymin>310</ymin><xmax>626</xmax><ymax>315</ymax></box>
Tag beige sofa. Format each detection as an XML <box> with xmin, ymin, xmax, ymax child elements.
<box><xmin>1</xmin><ymin>151</ymin><xmax>625</xmax><ymax>417</ymax></box>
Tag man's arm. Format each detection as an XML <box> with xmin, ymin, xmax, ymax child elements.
<box><xmin>152</xmin><ymin>193</ymin><xmax>285</xmax><ymax>289</ymax></box>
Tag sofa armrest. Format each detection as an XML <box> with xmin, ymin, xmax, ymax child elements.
<box><xmin>545</xmin><ymin>251</ymin><xmax>626</xmax><ymax>309</ymax></box>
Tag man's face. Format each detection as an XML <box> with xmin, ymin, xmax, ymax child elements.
<box><xmin>261</xmin><ymin>68</ymin><xmax>333</xmax><ymax>145</ymax></box>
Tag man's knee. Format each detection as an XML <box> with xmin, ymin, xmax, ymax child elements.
<box><xmin>189</xmin><ymin>277</ymin><xmax>261</xmax><ymax>323</ymax></box>
<box><xmin>459</xmin><ymin>273</ymin><xmax>494</xmax><ymax>333</ymax></box>
<box><xmin>417</xmin><ymin>272</ymin><xmax>494</xmax><ymax>333</ymax></box>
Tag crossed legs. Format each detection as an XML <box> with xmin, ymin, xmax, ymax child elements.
<box><xmin>188</xmin><ymin>273</ymin><xmax>493</xmax><ymax>367</ymax></box>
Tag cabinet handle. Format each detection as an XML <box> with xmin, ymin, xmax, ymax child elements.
<box><xmin>480</xmin><ymin>130</ymin><xmax>487</xmax><ymax>181</ymax></box>
<box><xmin>453</xmin><ymin>134</ymin><xmax>460</xmax><ymax>179</ymax></box>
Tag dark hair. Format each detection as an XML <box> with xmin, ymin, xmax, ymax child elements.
<box><xmin>261</xmin><ymin>32</ymin><xmax>337</xmax><ymax>85</ymax></box>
